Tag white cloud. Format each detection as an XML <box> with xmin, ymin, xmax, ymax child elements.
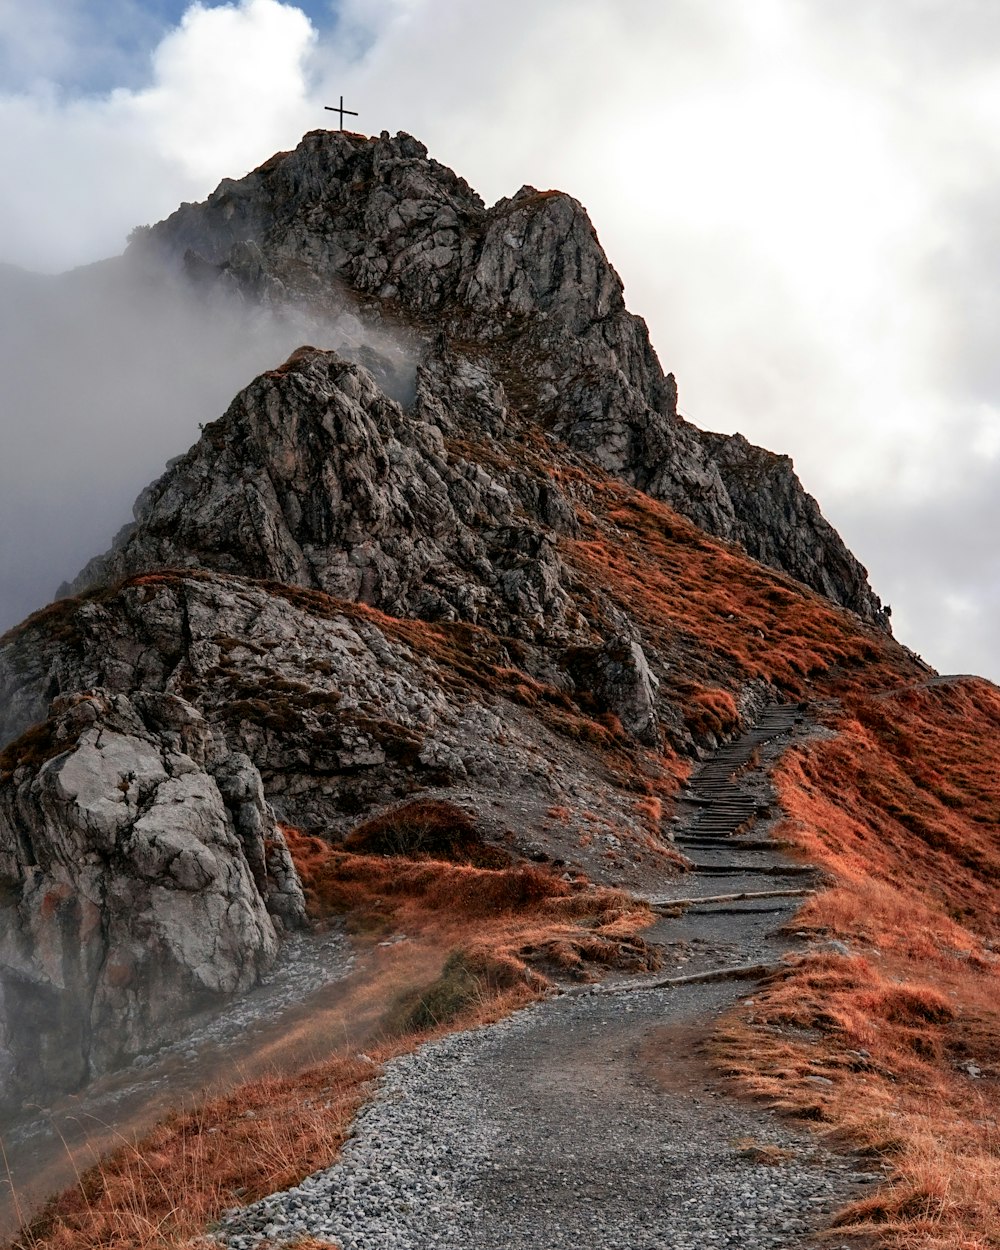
<box><xmin>0</xmin><ymin>0</ymin><xmax>318</xmax><ymax>271</ymax></box>
<box><xmin>132</xmin><ymin>0</ymin><xmax>317</xmax><ymax>181</ymax></box>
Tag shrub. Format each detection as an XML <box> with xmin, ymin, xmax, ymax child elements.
<box><xmin>342</xmin><ymin>800</ymin><xmax>511</xmax><ymax>867</ymax></box>
<box><xmin>386</xmin><ymin>948</ymin><xmax>529</xmax><ymax>1034</ymax></box>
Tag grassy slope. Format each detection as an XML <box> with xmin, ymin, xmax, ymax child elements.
<box><xmin>716</xmin><ymin>681</ymin><xmax>1000</xmax><ymax>1250</ymax></box>
<box><xmin>568</xmin><ymin>477</ymin><xmax>1000</xmax><ymax>1247</ymax></box>
<box><xmin>6</xmin><ymin>462</ymin><xmax>994</xmax><ymax>1249</ymax></box>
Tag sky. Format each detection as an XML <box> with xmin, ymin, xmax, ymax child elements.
<box><xmin>1</xmin><ymin>0</ymin><xmax>999</xmax><ymax>681</ymax></box>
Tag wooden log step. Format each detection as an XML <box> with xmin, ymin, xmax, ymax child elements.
<box><xmin>674</xmin><ymin>837</ymin><xmax>798</xmax><ymax>851</ymax></box>
<box><xmin>572</xmin><ymin>961</ymin><xmax>782</xmax><ymax>996</ymax></box>
<box><xmin>648</xmin><ymin>887</ymin><xmax>815</xmax><ymax>911</ymax></box>
<box><xmin>689</xmin><ymin>863</ymin><xmax>818</xmax><ymax>877</ymax></box>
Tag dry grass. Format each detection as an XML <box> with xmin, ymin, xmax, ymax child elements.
<box><xmin>731</xmin><ymin>1136</ymin><xmax>795</xmax><ymax>1166</ymax></box>
<box><xmin>562</xmin><ymin>478</ymin><xmax>924</xmax><ymax>709</ymax></box>
<box><xmin>286</xmin><ymin>827</ymin><xmax>662</xmax><ymax>984</ymax></box>
<box><xmin>8</xmin><ymin>832</ymin><xmax>659</xmax><ymax>1250</ymax></box>
<box><xmin>9</xmin><ymin>1053</ymin><xmax>377</xmax><ymax>1249</ymax></box>
<box><xmin>340</xmin><ymin>798</ymin><xmax>512</xmax><ymax>867</ymax></box>
<box><xmin>682</xmin><ymin>686</ymin><xmax>740</xmax><ymax>738</ymax></box>
<box><xmin>715</xmin><ymin>676</ymin><xmax>1000</xmax><ymax>1249</ymax></box>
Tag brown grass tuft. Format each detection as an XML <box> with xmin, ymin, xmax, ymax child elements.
<box><xmin>341</xmin><ymin>799</ymin><xmax>511</xmax><ymax>867</ymax></box>
<box><xmin>284</xmin><ymin>826</ymin><xmax>661</xmax><ymax>984</ymax></box>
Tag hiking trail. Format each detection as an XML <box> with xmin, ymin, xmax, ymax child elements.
<box><xmin>215</xmin><ymin>701</ymin><xmax>882</xmax><ymax>1250</ymax></box>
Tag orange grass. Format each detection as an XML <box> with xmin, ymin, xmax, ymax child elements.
<box><xmin>717</xmin><ymin>676</ymin><xmax>1000</xmax><ymax>1249</ymax></box>
<box><xmin>340</xmin><ymin>798</ymin><xmax>511</xmax><ymax>866</ymax></box>
<box><xmin>9</xmin><ymin>1053</ymin><xmax>378</xmax><ymax>1250</ymax></box>
<box><xmin>778</xmin><ymin>680</ymin><xmax>1000</xmax><ymax>940</ymax></box>
<box><xmin>563</xmin><ymin>479</ymin><xmax>924</xmax><ymax>709</ymax></box>
<box><xmin>285</xmin><ymin>827</ymin><xmax>662</xmax><ymax>983</ymax></box>
<box><xmin>10</xmin><ymin>835</ymin><xmax>659</xmax><ymax>1250</ymax></box>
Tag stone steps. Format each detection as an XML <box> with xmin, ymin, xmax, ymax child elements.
<box><xmin>666</xmin><ymin>704</ymin><xmax>812</xmax><ymax>893</ymax></box>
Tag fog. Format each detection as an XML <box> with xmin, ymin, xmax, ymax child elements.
<box><xmin>0</xmin><ymin>252</ymin><xmax>417</xmax><ymax>634</ymax></box>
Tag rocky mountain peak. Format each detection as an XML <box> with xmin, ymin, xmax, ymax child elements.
<box><xmin>0</xmin><ymin>129</ymin><xmax>912</xmax><ymax>1113</ymax></box>
<box><xmin>117</xmin><ymin>128</ymin><xmax>884</xmax><ymax>627</ymax></box>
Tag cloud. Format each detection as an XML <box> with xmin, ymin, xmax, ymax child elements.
<box><xmin>0</xmin><ymin>0</ymin><xmax>318</xmax><ymax>271</ymax></box>
<box><xmin>0</xmin><ymin>257</ymin><xmax>417</xmax><ymax>635</ymax></box>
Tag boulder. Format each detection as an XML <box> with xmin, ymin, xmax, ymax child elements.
<box><xmin>0</xmin><ymin>689</ymin><xmax>304</xmax><ymax>1106</ymax></box>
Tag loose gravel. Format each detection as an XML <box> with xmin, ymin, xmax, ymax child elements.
<box><xmin>214</xmin><ymin>987</ymin><xmax>878</xmax><ymax>1250</ymax></box>
<box><xmin>212</xmin><ymin>708</ymin><xmax>878</xmax><ymax>1249</ymax></box>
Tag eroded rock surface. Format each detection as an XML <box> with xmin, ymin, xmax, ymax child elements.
<box><xmin>66</xmin><ymin>348</ymin><xmax>581</xmax><ymax>644</ymax></box>
<box><xmin>122</xmin><ymin>128</ymin><xmax>887</xmax><ymax>625</ymax></box>
<box><xmin>0</xmin><ymin>574</ymin><xmax>672</xmax><ymax>848</ymax></box>
<box><xmin>0</xmin><ymin>690</ymin><xmax>303</xmax><ymax>1105</ymax></box>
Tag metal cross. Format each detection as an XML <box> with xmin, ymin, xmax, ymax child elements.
<box><xmin>325</xmin><ymin>96</ymin><xmax>359</xmax><ymax>130</ymax></box>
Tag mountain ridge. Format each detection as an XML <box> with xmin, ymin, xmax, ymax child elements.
<box><xmin>109</xmin><ymin>127</ymin><xmax>889</xmax><ymax>627</ymax></box>
<box><xmin>4</xmin><ymin>131</ymin><xmax>972</xmax><ymax>1245</ymax></box>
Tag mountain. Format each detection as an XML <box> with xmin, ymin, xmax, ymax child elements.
<box><xmin>0</xmin><ymin>129</ymin><xmax>910</xmax><ymax>1097</ymax></box>
<box><xmin>75</xmin><ymin>130</ymin><xmax>887</xmax><ymax>627</ymax></box>
<box><xmin>2</xmin><ymin>130</ymin><xmax>997</xmax><ymax>1249</ymax></box>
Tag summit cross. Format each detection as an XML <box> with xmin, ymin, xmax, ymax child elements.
<box><xmin>324</xmin><ymin>96</ymin><xmax>359</xmax><ymax>130</ymax></box>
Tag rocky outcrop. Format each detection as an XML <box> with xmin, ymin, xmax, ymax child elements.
<box><xmin>0</xmin><ymin>689</ymin><xmax>304</xmax><ymax>1105</ymax></box>
<box><xmin>7</xmin><ymin>567</ymin><xmax>663</xmax><ymax>823</ymax></box>
<box><xmin>125</xmin><ymin>128</ymin><xmax>888</xmax><ymax>626</ymax></box>
<box><xmin>698</xmin><ymin>432</ymin><xmax>880</xmax><ymax>620</ymax></box>
<box><xmin>66</xmin><ymin>347</ymin><xmax>582</xmax><ymax>644</ymax></box>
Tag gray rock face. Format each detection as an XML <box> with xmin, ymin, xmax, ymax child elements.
<box><xmin>127</xmin><ymin>128</ymin><xmax>887</xmax><ymax>626</ymax></box>
<box><xmin>700</xmin><ymin>431</ymin><xmax>879</xmax><ymax>615</ymax></box>
<box><xmin>1</xmin><ymin>573</ymin><xmax>652</xmax><ymax>838</ymax></box>
<box><xmin>592</xmin><ymin>636</ymin><xmax>661</xmax><ymax>746</ymax></box>
<box><xmin>0</xmin><ymin>689</ymin><xmax>304</xmax><ymax>1105</ymax></box>
<box><xmin>66</xmin><ymin>348</ymin><xmax>581</xmax><ymax>644</ymax></box>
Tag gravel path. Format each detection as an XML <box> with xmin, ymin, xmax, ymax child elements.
<box><xmin>213</xmin><ymin>705</ymin><xmax>876</xmax><ymax>1249</ymax></box>
<box><xmin>216</xmin><ymin>988</ymin><xmax>878</xmax><ymax>1250</ymax></box>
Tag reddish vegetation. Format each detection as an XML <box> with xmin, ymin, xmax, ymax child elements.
<box><xmin>781</xmin><ymin>681</ymin><xmax>1000</xmax><ymax>938</ymax></box>
<box><xmin>7</xmin><ymin>831</ymin><xmax>658</xmax><ymax>1250</ymax></box>
<box><xmin>341</xmin><ymin>798</ymin><xmax>513</xmax><ymax>866</ymax></box>
<box><xmin>285</xmin><ymin>827</ymin><xmax>661</xmax><ymax>984</ymax></box>
<box><xmin>717</xmin><ymin>677</ymin><xmax>1000</xmax><ymax>1249</ymax></box>
<box><xmin>562</xmin><ymin>478</ymin><xmax>923</xmax><ymax>707</ymax></box>
<box><xmin>681</xmin><ymin>686</ymin><xmax>740</xmax><ymax>739</ymax></box>
<box><xmin>12</xmin><ymin>1056</ymin><xmax>375</xmax><ymax>1250</ymax></box>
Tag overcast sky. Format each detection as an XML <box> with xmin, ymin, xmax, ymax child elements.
<box><xmin>1</xmin><ymin>0</ymin><xmax>999</xmax><ymax>681</ymax></box>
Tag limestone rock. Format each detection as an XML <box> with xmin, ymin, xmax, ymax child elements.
<box><xmin>125</xmin><ymin>129</ymin><xmax>888</xmax><ymax>625</ymax></box>
<box><xmin>592</xmin><ymin>636</ymin><xmax>661</xmax><ymax>746</ymax></box>
<box><xmin>66</xmin><ymin>348</ymin><xmax>581</xmax><ymax>644</ymax></box>
<box><xmin>4</xmin><ymin>571</ymin><xmax>615</xmax><ymax>834</ymax></box>
<box><xmin>698</xmin><ymin>431</ymin><xmax>881</xmax><ymax>621</ymax></box>
<box><xmin>0</xmin><ymin>689</ymin><xmax>303</xmax><ymax>1105</ymax></box>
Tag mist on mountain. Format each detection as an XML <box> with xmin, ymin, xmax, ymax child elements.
<box><xmin>0</xmin><ymin>252</ymin><xmax>415</xmax><ymax>634</ymax></box>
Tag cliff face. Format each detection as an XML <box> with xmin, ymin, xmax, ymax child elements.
<box><xmin>120</xmin><ymin>129</ymin><xmax>887</xmax><ymax>627</ymax></box>
<box><xmin>66</xmin><ymin>349</ymin><xmax>582</xmax><ymax>644</ymax></box>
<box><xmin>0</xmin><ymin>130</ymin><xmax>915</xmax><ymax>1110</ymax></box>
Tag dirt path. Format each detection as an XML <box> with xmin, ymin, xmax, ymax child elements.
<box><xmin>0</xmin><ymin>925</ymin><xmax>449</xmax><ymax>1239</ymax></box>
<box><xmin>216</xmin><ymin>702</ymin><xmax>881</xmax><ymax>1249</ymax></box>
